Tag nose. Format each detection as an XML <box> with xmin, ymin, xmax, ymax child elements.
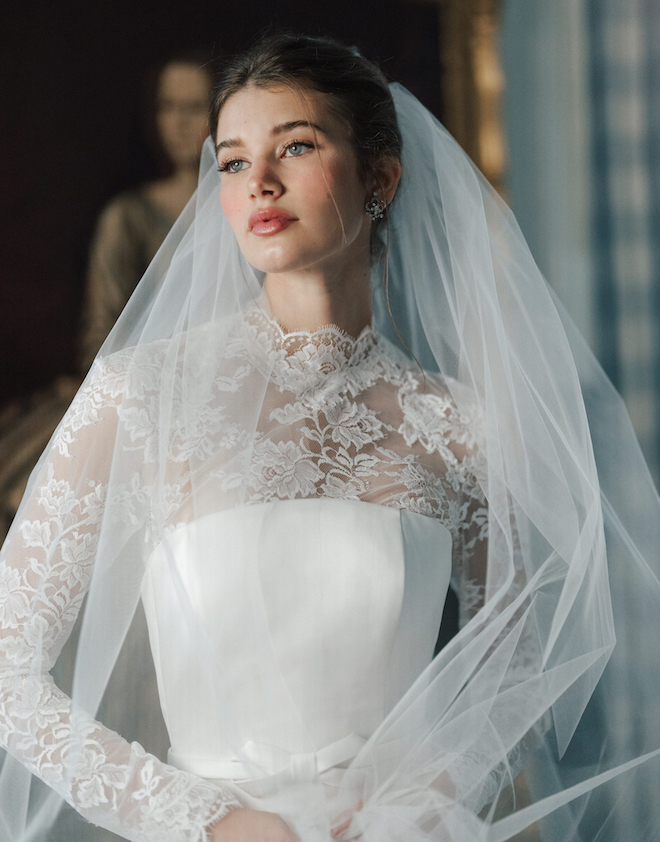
<box><xmin>247</xmin><ymin>160</ymin><xmax>283</xmax><ymax>200</ymax></box>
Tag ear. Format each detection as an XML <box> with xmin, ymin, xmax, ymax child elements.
<box><xmin>370</xmin><ymin>155</ymin><xmax>402</xmax><ymax>207</ymax></box>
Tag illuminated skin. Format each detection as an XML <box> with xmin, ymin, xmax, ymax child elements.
<box><xmin>215</xmin><ymin>85</ymin><xmax>400</xmax><ymax>337</ymax></box>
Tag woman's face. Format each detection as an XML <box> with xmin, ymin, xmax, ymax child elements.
<box><xmin>156</xmin><ymin>62</ymin><xmax>211</xmax><ymax>169</ymax></box>
<box><xmin>215</xmin><ymin>85</ymin><xmax>372</xmax><ymax>279</ymax></box>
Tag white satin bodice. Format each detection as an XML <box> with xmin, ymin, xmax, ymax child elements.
<box><xmin>141</xmin><ymin>499</ymin><xmax>452</xmax><ymax>791</ymax></box>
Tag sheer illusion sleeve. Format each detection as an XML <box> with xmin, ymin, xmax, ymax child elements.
<box><xmin>444</xmin><ymin>411</ymin><xmax>551</xmax><ymax>812</ymax></box>
<box><xmin>411</xmin><ymin>378</ymin><xmax>488</xmax><ymax>628</ymax></box>
<box><xmin>0</xmin><ymin>363</ymin><xmax>240</xmax><ymax>842</ymax></box>
<box><xmin>444</xmin><ymin>403</ymin><xmax>546</xmax><ymax>694</ymax></box>
<box><xmin>450</xmin><ymin>459</ymin><xmax>488</xmax><ymax>630</ymax></box>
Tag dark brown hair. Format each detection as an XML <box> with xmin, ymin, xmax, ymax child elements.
<box><xmin>209</xmin><ymin>32</ymin><xmax>402</xmax><ymax>185</ymax></box>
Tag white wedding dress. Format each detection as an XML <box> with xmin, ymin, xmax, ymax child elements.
<box><xmin>143</xmin><ymin>498</ymin><xmax>452</xmax><ymax>804</ymax></box>
<box><xmin>0</xmin><ymin>306</ymin><xmax>488</xmax><ymax>841</ymax></box>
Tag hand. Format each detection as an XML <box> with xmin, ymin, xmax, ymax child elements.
<box><xmin>331</xmin><ymin>800</ymin><xmax>363</xmax><ymax>841</ymax></box>
<box><xmin>208</xmin><ymin>808</ymin><xmax>299</xmax><ymax>842</ymax></box>
<box><xmin>331</xmin><ymin>817</ymin><xmax>353</xmax><ymax>839</ymax></box>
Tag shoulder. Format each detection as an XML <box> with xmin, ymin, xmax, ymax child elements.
<box><xmin>86</xmin><ymin>319</ymin><xmax>239</xmax><ymax>401</ymax></box>
<box><xmin>64</xmin><ymin>341</ymin><xmax>171</xmax><ymax>424</ymax></box>
<box><xmin>379</xmin><ymin>340</ymin><xmax>482</xmax><ymax>462</ymax></box>
<box><xmin>52</xmin><ymin>337</ymin><xmax>183</xmax><ymax>459</ymax></box>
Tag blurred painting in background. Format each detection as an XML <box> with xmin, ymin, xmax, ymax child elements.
<box><xmin>0</xmin><ymin>52</ymin><xmax>214</xmax><ymax>536</ymax></box>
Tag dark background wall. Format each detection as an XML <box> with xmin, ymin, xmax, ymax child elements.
<box><xmin>1</xmin><ymin>0</ymin><xmax>442</xmax><ymax>405</ymax></box>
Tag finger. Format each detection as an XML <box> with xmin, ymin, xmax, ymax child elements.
<box><xmin>331</xmin><ymin>818</ymin><xmax>352</xmax><ymax>838</ymax></box>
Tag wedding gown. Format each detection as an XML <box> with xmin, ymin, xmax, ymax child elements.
<box><xmin>0</xmin><ymin>304</ymin><xmax>488</xmax><ymax>841</ymax></box>
<box><xmin>3</xmin><ymin>72</ymin><xmax>660</xmax><ymax>841</ymax></box>
<box><xmin>142</xmin><ymin>497</ymin><xmax>452</xmax><ymax>804</ymax></box>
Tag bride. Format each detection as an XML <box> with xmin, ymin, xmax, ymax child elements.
<box><xmin>1</xmin><ymin>32</ymin><xmax>660</xmax><ymax>842</ymax></box>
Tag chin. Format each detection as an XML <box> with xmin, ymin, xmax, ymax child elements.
<box><xmin>245</xmin><ymin>249</ymin><xmax>322</xmax><ymax>277</ymax></box>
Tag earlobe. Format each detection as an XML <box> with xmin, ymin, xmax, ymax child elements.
<box><xmin>365</xmin><ymin>157</ymin><xmax>402</xmax><ymax>220</ymax></box>
<box><xmin>373</xmin><ymin>156</ymin><xmax>402</xmax><ymax>207</ymax></box>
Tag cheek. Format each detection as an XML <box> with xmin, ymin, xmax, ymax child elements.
<box><xmin>219</xmin><ymin>188</ymin><xmax>244</xmax><ymax>228</ymax></box>
<box><xmin>297</xmin><ymin>168</ymin><xmax>331</xmax><ymax>208</ymax></box>
<box><xmin>322</xmin><ymin>164</ymin><xmax>367</xmax><ymax>232</ymax></box>
<box><xmin>299</xmin><ymin>165</ymin><xmax>360</xmax><ymax>227</ymax></box>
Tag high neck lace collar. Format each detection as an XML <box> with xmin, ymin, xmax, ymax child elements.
<box><xmin>240</xmin><ymin>303</ymin><xmax>381</xmax><ymax>401</ymax></box>
<box><xmin>247</xmin><ymin>303</ymin><xmax>378</xmax><ymax>370</ymax></box>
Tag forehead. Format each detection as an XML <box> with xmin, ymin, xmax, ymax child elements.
<box><xmin>215</xmin><ymin>84</ymin><xmax>345</xmax><ymax>141</ymax></box>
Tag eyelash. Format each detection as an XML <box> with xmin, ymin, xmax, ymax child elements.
<box><xmin>217</xmin><ymin>139</ymin><xmax>315</xmax><ymax>174</ymax></box>
<box><xmin>217</xmin><ymin>158</ymin><xmax>245</xmax><ymax>174</ymax></box>
<box><xmin>283</xmin><ymin>139</ymin><xmax>315</xmax><ymax>157</ymax></box>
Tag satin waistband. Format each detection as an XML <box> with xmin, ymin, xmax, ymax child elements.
<box><xmin>168</xmin><ymin>732</ymin><xmax>367</xmax><ymax>795</ymax></box>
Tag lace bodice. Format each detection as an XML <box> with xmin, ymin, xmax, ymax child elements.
<box><xmin>212</xmin><ymin>309</ymin><xmax>487</xmax><ymax>574</ymax></box>
<box><xmin>0</xmin><ymin>307</ymin><xmax>488</xmax><ymax>841</ymax></box>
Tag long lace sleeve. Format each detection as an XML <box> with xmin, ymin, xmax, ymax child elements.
<box><xmin>446</xmin><ymin>430</ymin><xmax>552</xmax><ymax>813</ymax></box>
<box><xmin>450</xmin><ymin>456</ymin><xmax>488</xmax><ymax>630</ymax></box>
<box><xmin>0</xmin><ymin>364</ymin><xmax>240</xmax><ymax>841</ymax></box>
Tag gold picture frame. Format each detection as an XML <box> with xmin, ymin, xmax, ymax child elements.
<box><xmin>405</xmin><ymin>0</ymin><xmax>507</xmax><ymax>193</ymax></box>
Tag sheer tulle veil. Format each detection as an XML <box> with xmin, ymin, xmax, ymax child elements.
<box><xmin>1</xmin><ymin>82</ymin><xmax>660</xmax><ymax>842</ymax></box>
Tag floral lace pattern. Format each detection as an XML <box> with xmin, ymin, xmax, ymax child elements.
<box><xmin>215</xmin><ymin>308</ymin><xmax>489</xmax><ymax>592</ymax></box>
<box><xmin>0</xmin><ymin>424</ymin><xmax>240</xmax><ymax>839</ymax></box>
<box><xmin>0</xmin><ymin>305</ymin><xmax>488</xmax><ymax>840</ymax></box>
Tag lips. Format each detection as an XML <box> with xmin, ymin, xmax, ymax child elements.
<box><xmin>248</xmin><ymin>208</ymin><xmax>297</xmax><ymax>236</ymax></box>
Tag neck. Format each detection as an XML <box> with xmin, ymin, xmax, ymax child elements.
<box><xmin>264</xmin><ymin>254</ymin><xmax>372</xmax><ymax>339</ymax></box>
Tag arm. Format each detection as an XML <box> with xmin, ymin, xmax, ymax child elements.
<box><xmin>207</xmin><ymin>810</ymin><xmax>299</xmax><ymax>842</ymax></box>
<box><xmin>451</xmin><ymin>461</ymin><xmax>488</xmax><ymax>629</ymax></box>
<box><xmin>0</xmin><ymin>364</ymin><xmax>240</xmax><ymax>842</ymax></box>
<box><xmin>450</xmin><ymin>456</ymin><xmax>550</xmax><ymax>813</ymax></box>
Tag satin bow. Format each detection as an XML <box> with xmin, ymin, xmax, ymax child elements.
<box><xmin>168</xmin><ymin>732</ymin><xmax>367</xmax><ymax>795</ymax></box>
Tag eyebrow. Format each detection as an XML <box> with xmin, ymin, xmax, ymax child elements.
<box><xmin>215</xmin><ymin>120</ymin><xmax>326</xmax><ymax>154</ymax></box>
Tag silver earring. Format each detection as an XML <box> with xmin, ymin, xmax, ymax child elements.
<box><xmin>365</xmin><ymin>192</ymin><xmax>386</xmax><ymax>220</ymax></box>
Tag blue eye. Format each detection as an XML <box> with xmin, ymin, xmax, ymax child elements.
<box><xmin>218</xmin><ymin>159</ymin><xmax>248</xmax><ymax>174</ymax></box>
<box><xmin>283</xmin><ymin>141</ymin><xmax>314</xmax><ymax>158</ymax></box>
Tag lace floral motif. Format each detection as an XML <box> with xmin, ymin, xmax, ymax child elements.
<box><xmin>215</xmin><ymin>308</ymin><xmax>488</xmax><ymax>579</ymax></box>
<box><xmin>0</xmin><ymin>305</ymin><xmax>488</xmax><ymax>839</ymax></box>
<box><xmin>0</xmin><ymin>359</ymin><xmax>241</xmax><ymax>840</ymax></box>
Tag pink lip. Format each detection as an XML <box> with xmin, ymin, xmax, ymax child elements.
<box><xmin>248</xmin><ymin>208</ymin><xmax>297</xmax><ymax>236</ymax></box>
